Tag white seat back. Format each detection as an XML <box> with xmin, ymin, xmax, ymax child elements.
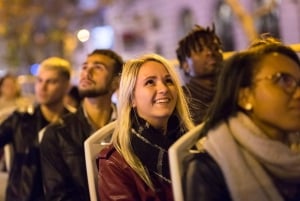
<box><xmin>0</xmin><ymin>171</ymin><xmax>8</xmax><ymax>201</ymax></box>
<box><xmin>4</xmin><ymin>144</ymin><xmax>13</xmax><ymax>172</ymax></box>
<box><xmin>84</xmin><ymin>121</ymin><xmax>116</xmax><ymax>201</ymax></box>
<box><xmin>168</xmin><ymin>124</ymin><xmax>203</xmax><ymax>201</ymax></box>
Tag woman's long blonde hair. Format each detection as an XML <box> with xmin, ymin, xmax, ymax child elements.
<box><xmin>112</xmin><ymin>53</ymin><xmax>194</xmax><ymax>189</ymax></box>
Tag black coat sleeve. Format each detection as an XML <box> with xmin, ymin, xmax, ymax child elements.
<box><xmin>183</xmin><ymin>152</ymin><xmax>232</xmax><ymax>201</ymax></box>
<box><xmin>0</xmin><ymin>113</ymin><xmax>17</xmax><ymax>147</ymax></box>
<box><xmin>40</xmin><ymin>123</ymin><xmax>88</xmax><ymax>201</ymax></box>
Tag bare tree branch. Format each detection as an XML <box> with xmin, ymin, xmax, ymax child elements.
<box><xmin>225</xmin><ymin>0</ymin><xmax>258</xmax><ymax>43</ymax></box>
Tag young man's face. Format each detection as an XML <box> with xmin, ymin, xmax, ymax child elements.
<box><xmin>184</xmin><ymin>37</ymin><xmax>223</xmax><ymax>78</ymax></box>
<box><xmin>79</xmin><ymin>54</ymin><xmax>117</xmax><ymax>98</ymax></box>
<box><xmin>35</xmin><ymin>69</ymin><xmax>70</xmax><ymax>106</ymax></box>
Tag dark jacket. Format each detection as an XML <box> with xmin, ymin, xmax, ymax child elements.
<box><xmin>184</xmin><ymin>152</ymin><xmax>231</xmax><ymax>201</ymax></box>
<box><xmin>40</xmin><ymin>105</ymin><xmax>116</xmax><ymax>201</ymax></box>
<box><xmin>40</xmin><ymin>107</ymin><xmax>93</xmax><ymax>201</ymax></box>
<box><xmin>0</xmin><ymin>106</ymin><xmax>70</xmax><ymax>201</ymax></box>
<box><xmin>185</xmin><ymin>151</ymin><xmax>300</xmax><ymax>201</ymax></box>
<box><xmin>98</xmin><ymin>144</ymin><xmax>174</xmax><ymax>201</ymax></box>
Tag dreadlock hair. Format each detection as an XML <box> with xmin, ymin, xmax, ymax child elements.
<box><xmin>176</xmin><ymin>24</ymin><xmax>222</xmax><ymax>67</ymax></box>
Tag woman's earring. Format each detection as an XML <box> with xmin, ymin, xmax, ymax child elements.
<box><xmin>245</xmin><ymin>103</ymin><xmax>253</xmax><ymax>111</ymax></box>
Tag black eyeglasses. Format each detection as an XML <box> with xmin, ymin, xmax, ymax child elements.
<box><xmin>254</xmin><ymin>72</ymin><xmax>300</xmax><ymax>94</ymax></box>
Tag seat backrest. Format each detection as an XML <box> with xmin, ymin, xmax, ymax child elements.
<box><xmin>84</xmin><ymin>121</ymin><xmax>116</xmax><ymax>201</ymax></box>
<box><xmin>4</xmin><ymin>144</ymin><xmax>13</xmax><ymax>172</ymax></box>
<box><xmin>0</xmin><ymin>171</ymin><xmax>9</xmax><ymax>201</ymax></box>
<box><xmin>168</xmin><ymin>124</ymin><xmax>203</xmax><ymax>201</ymax></box>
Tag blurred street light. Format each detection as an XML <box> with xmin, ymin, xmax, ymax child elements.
<box><xmin>77</xmin><ymin>29</ymin><xmax>90</xmax><ymax>42</ymax></box>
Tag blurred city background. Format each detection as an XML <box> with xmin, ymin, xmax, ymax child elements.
<box><xmin>0</xmin><ymin>0</ymin><xmax>299</xmax><ymax>87</ymax></box>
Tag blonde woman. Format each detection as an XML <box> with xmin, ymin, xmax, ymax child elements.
<box><xmin>98</xmin><ymin>53</ymin><xmax>194</xmax><ymax>201</ymax></box>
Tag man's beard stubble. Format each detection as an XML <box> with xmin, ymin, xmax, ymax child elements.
<box><xmin>79</xmin><ymin>88</ymin><xmax>110</xmax><ymax>98</ymax></box>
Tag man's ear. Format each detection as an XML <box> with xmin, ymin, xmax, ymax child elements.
<box><xmin>111</xmin><ymin>76</ymin><xmax>121</xmax><ymax>92</ymax></box>
<box><xmin>238</xmin><ymin>87</ymin><xmax>253</xmax><ymax>111</ymax></box>
<box><xmin>182</xmin><ymin>61</ymin><xmax>190</xmax><ymax>75</ymax></box>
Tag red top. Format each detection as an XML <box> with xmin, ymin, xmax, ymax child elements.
<box><xmin>97</xmin><ymin>144</ymin><xmax>174</xmax><ymax>201</ymax></box>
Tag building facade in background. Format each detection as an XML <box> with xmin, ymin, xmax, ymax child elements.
<box><xmin>0</xmin><ymin>0</ymin><xmax>299</xmax><ymax>77</ymax></box>
<box><xmin>97</xmin><ymin>0</ymin><xmax>300</xmax><ymax>61</ymax></box>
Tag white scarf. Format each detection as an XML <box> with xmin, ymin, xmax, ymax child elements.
<box><xmin>201</xmin><ymin>112</ymin><xmax>300</xmax><ymax>201</ymax></box>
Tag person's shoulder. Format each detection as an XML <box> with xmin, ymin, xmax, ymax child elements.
<box><xmin>61</xmin><ymin>107</ymin><xmax>84</xmax><ymax>124</ymax></box>
<box><xmin>10</xmin><ymin>104</ymin><xmax>37</xmax><ymax>119</ymax></box>
<box><xmin>43</xmin><ymin>112</ymin><xmax>77</xmax><ymax>134</ymax></box>
<box><xmin>42</xmin><ymin>109</ymin><xmax>86</xmax><ymax>143</ymax></box>
<box><xmin>98</xmin><ymin>145</ymin><xmax>127</xmax><ymax>165</ymax></box>
<box><xmin>186</xmin><ymin>151</ymin><xmax>216</xmax><ymax>167</ymax></box>
<box><xmin>97</xmin><ymin>145</ymin><xmax>133</xmax><ymax>174</ymax></box>
<box><xmin>98</xmin><ymin>144</ymin><xmax>117</xmax><ymax>160</ymax></box>
<box><xmin>184</xmin><ymin>151</ymin><xmax>231</xmax><ymax>200</ymax></box>
<box><xmin>185</xmin><ymin>150</ymin><xmax>224</xmax><ymax>181</ymax></box>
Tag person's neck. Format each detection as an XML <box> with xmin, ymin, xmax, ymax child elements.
<box><xmin>189</xmin><ymin>76</ymin><xmax>214</xmax><ymax>83</ymax></box>
<box><xmin>82</xmin><ymin>96</ymin><xmax>113</xmax><ymax>129</ymax></box>
<box><xmin>186</xmin><ymin>76</ymin><xmax>216</xmax><ymax>89</ymax></box>
<box><xmin>142</xmin><ymin>116</ymin><xmax>168</xmax><ymax>135</ymax></box>
<box><xmin>40</xmin><ymin>102</ymin><xmax>65</xmax><ymax>123</ymax></box>
<box><xmin>249</xmin><ymin>112</ymin><xmax>287</xmax><ymax>142</ymax></box>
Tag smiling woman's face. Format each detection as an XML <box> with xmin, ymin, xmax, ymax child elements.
<box><xmin>132</xmin><ymin>61</ymin><xmax>178</xmax><ymax>129</ymax></box>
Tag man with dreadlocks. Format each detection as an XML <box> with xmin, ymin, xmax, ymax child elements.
<box><xmin>176</xmin><ymin>24</ymin><xmax>223</xmax><ymax>124</ymax></box>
